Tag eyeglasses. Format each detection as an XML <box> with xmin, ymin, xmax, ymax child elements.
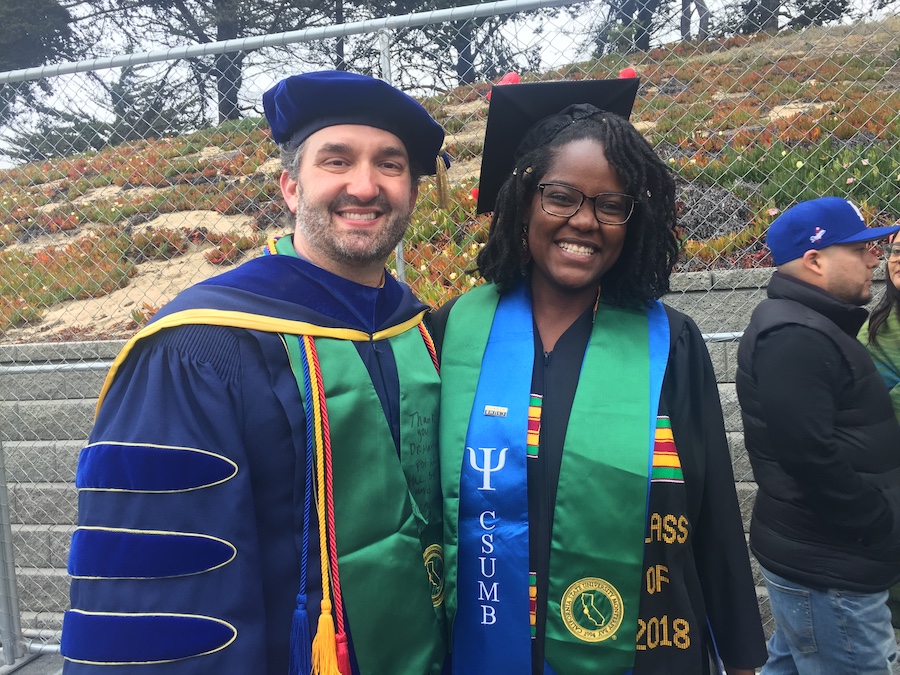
<box><xmin>537</xmin><ymin>183</ymin><xmax>635</xmax><ymax>226</ymax></box>
<box><xmin>882</xmin><ymin>244</ymin><xmax>900</xmax><ymax>261</ymax></box>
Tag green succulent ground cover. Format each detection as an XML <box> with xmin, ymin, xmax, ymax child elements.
<box><xmin>3</xmin><ymin>24</ymin><xmax>900</xmax><ymax>332</ymax></box>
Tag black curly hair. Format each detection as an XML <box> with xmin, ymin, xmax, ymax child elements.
<box><xmin>476</xmin><ymin>110</ymin><xmax>678</xmax><ymax>308</ymax></box>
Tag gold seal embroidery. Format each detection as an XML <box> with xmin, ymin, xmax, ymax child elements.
<box><xmin>423</xmin><ymin>544</ymin><xmax>444</xmax><ymax>607</ymax></box>
<box><xmin>560</xmin><ymin>577</ymin><xmax>624</xmax><ymax>642</ymax></box>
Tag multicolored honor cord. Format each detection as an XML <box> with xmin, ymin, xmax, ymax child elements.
<box><xmin>289</xmin><ymin>337</ymin><xmax>316</xmax><ymax>675</ymax></box>
<box><xmin>300</xmin><ymin>335</ymin><xmax>350</xmax><ymax>675</ymax></box>
<box><xmin>418</xmin><ymin>322</ymin><xmax>440</xmax><ymax>373</ymax></box>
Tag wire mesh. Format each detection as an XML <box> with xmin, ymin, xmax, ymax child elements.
<box><xmin>1</xmin><ymin>0</ymin><xmax>899</xmax><ymax>652</ymax></box>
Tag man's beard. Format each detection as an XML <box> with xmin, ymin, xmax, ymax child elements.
<box><xmin>293</xmin><ymin>186</ymin><xmax>413</xmax><ymax>267</ymax></box>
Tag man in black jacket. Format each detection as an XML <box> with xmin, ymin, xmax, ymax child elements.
<box><xmin>737</xmin><ymin>196</ymin><xmax>900</xmax><ymax>675</ymax></box>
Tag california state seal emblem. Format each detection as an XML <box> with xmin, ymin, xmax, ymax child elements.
<box><xmin>423</xmin><ymin>544</ymin><xmax>444</xmax><ymax>607</ymax></box>
<box><xmin>560</xmin><ymin>577</ymin><xmax>623</xmax><ymax>642</ymax></box>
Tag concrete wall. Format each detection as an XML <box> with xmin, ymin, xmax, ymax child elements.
<box><xmin>0</xmin><ymin>341</ymin><xmax>122</xmax><ymax>634</ymax></box>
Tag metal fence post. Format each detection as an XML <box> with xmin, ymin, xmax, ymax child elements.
<box><xmin>0</xmin><ymin>438</ymin><xmax>21</xmax><ymax>665</ymax></box>
<box><xmin>378</xmin><ymin>28</ymin><xmax>408</xmax><ymax>284</ymax></box>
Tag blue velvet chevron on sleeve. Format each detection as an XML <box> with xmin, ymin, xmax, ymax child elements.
<box><xmin>61</xmin><ymin>611</ymin><xmax>236</xmax><ymax>665</ymax></box>
<box><xmin>62</xmin><ymin>325</ymin><xmax>295</xmax><ymax>674</ymax></box>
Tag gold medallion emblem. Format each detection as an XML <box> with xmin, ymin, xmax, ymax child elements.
<box><xmin>423</xmin><ymin>544</ymin><xmax>444</xmax><ymax>607</ymax></box>
<box><xmin>560</xmin><ymin>577</ymin><xmax>623</xmax><ymax>642</ymax></box>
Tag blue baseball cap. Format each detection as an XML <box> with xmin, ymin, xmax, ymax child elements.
<box><xmin>262</xmin><ymin>70</ymin><xmax>445</xmax><ymax>175</ymax></box>
<box><xmin>766</xmin><ymin>197</ymin><xmax>900</xmax><ymax>265</ymax></box>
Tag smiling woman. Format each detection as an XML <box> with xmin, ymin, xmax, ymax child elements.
<box><xmin>524</xmin><ymin>139</ymin><xmax>629</xmax><ymax>349</ymax></box>
<box><xmin>431</xmin><ymin>77</ymin><xmax>767</xmax><ymax>675</ymax></box>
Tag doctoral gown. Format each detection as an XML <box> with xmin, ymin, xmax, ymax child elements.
<box><xmin>62</xmin><ymin>244</ymin><xmax>446</xmax><ymax>674</ymax></box>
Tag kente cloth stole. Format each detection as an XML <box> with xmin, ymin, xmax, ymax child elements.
<box><xmin>283</xmin><ymin>326</ymin><xmax>446</xmax><ymax>674</ymax></box>
<box><xmin>440</xmin><ymin>282</ymin><xmax>669</xmax><ymax>675</ymax></box>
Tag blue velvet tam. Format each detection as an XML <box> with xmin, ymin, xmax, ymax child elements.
<box><xmin>262</xmin><ymin>70</ymin><xmax>445</xmax><ymax>175</ymax></box>
<box><xmin>767</xmin><ymin>196</ymin><xmax>900</xmax><ymax>264</ymax></box>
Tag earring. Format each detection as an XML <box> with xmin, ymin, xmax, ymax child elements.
<box><xmin>521</xmin><ymin>225</ymin><xmax>531</xmax><ymax>265</ymax></box>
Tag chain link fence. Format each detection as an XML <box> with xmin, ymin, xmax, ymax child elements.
<box><xmin>0</xmin><ymin>0</ymin><xmax>898</xmax><ymax>661</ymax></box>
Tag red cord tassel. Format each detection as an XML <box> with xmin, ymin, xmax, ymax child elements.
<box><xmin>336</xmin><ymin>632</ymin><xmax>351</xmax><ymax>675</ymax></box>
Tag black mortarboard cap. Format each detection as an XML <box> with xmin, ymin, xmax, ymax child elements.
<box><xmin>263</xmin><ymin>70</ymin><xmax>445</xmax><ymax>175</ymax></box>
<box><xmin>476</xmin><ymin>78</ymin><xmax>640</xmax><ymax>213</ymax></box>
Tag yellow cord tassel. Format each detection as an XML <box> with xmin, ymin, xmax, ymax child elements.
<box><xmin>303</xmin><ymin>334</ymin><xmax>343</xmax><ymax>675</ymax></box>
<box><xmin>435</xmin><ymin>154</ymin><xmax>450</xmax><ymax>210</ymax></box>
<box><xmin>311</xmin><ymin>598</ymin><xmax>341</xmax><ymax>675</ymax></box>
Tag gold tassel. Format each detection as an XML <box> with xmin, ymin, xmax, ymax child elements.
<box><xmin>435</xmin><ymin>154</ymin><xmax>451</xmax><ymax>210</ymax></box>
<box><xmin>311</xmin><ymin>599</ymin><xmax>341</xmax><ymax>675</ymax></box>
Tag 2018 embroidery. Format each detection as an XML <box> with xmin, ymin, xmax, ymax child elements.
<box><xmin>635</xmin><ymin>615</ymin><xmax>690</xmax><ymax>650</ymax></box>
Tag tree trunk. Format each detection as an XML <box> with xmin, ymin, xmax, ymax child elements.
<box><xmin>452</xmin><ymin>21</ymin><xmax>476</xmax><ymax>85</ymax></box>
<box><xmin>214</xmin><ymin>0</ymin><xmax>242</xmax><ymax>122</ymax></box>
<box><xmin>215</xmin><ymin>52</ymin><xmax>243</xmax><ymax>122</ymax></box>
<box><xmin>616</xmin><ymin>0</ymin><xmax>636</xmax><ymax>27</ymax></box>
<box><xmin>741</xmin><ymin>0</ymin><xmax>779</xmax><ymax>33</ymax></box>
<box><xmin>697</xmin><ymin>0</ymin><xmax>709</xmax><ymax>40</ymax></box>
<box><xmin>635</xmin><ymin>0</ymin><xmax>659</xmax><ymax>51</ymax></box>
<box><xmin>761</xmin><ymin>0</ymin><xmax>778</xmax><ymax>30</ymax></box>
<box><xmin>682</xmin><ymin>0</ymin><xmax>710</xmax><ymax>40</ymax></box>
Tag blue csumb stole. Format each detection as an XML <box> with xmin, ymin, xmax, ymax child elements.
<box><xmin>452</xmin><ymin>283</ymin><xmax>534</xmax><ymax>673</ymax></box>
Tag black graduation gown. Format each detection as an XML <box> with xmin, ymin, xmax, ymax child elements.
<box><xmin>431</xmin><ymin>300</ymin><xmax>766</xmax><ymax>674</ymax></box>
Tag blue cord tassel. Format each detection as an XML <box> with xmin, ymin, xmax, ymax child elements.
<box><xmin>289</xmin><ymin>590</ymin><xmax>313</xmax><ymax>675</ymax></box>
<box><xmin>289</xmin><ymin>336</ymin><xmax>315</xmax><ymax>675</ymax></box>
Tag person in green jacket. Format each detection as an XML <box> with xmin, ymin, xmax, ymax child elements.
<box><xmin>859</xmin><ymin>232</ymin><xmax>900</xmax><ymax>628</ymax></box>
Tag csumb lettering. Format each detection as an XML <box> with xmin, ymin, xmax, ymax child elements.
<box><xmin>478</xmin><ymin>509</ymin><xmax>499</xmax><ymax>625</ymax></box>
<box><xmin>466</xmin><ymin>446</ymin><xmax>509</xmax><ymax>626</ymax></box>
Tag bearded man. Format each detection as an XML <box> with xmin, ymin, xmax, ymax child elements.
<box><xmin>737</xmin><ymin>197</ymin><xmax>900</xmax><ymax>675</ymax></box>
<box><xmin>61</xmin><ymin>71</ymin><xmax>448</xmax><ymax>675</ymax></box>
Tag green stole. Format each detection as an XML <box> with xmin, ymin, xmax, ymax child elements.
<box><xmin>260</xmin><ymin>239</ymin><xmax>445</xmax><ymax>658</ymax></box>
<box><xmin>441</xmin><ymin>283</ymin><xmax>668</xmax><ymax>674</ymax></box>
<box><xmin>284</xmin><ymin>330</ymin><xmax>446</xmax><ymax>674</ymax></box>
<box><xmin>859</xmin><ymin>314</ymin><xmax>900</xmax><ymax>420</ymax></box>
